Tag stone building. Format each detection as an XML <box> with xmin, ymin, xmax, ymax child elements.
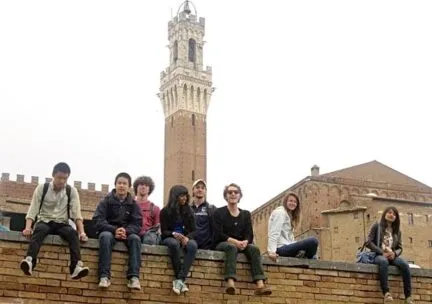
<box><xmin>159</xmin><ymin>0</ymin><xmax>213</xmax><ymax>203</ymax></box>
<box><xmin>251</xmin><ymin>160</ymin><xmax>432</xmax><ymax>268</ymax></box>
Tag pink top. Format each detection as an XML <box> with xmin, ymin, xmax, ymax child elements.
<box><xmin>137</xmin><ymin>200</ymin><xmax>160</xmax><ymax>236</ymax></box>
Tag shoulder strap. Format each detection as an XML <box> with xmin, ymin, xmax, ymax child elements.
<box><xmin>376</xmin><ymin>222</ymin><xmax>381</xmax><ymax>247</ymax></box>
<box><xmin>150</xmin><ymin>202</ymin><xmax>154</xmax><ymax>218</ymax></box>
<box><xmin>66</xmin><ymin>185</ymin><xmax>72</xmax><ymax>219</ymax></box>
<box><xmin>39</xmin><ymin>183</ymin><xmax>50</xmax><ymax>214</ymax></box>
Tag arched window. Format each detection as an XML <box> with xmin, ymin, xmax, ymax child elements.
<box><xmin>188</xmin><ymin>39</ymin><xmax>196</xmax><ymax>62</ymax></box>
<box><xmin>192</xmin><ymin>113</ymin><xmax>196</xmax><ymax>126</ymax></box>
<box><xmin>173</xmin><ymin>40</ymin><xmax>178</xmax><ymax>63</ymax></box>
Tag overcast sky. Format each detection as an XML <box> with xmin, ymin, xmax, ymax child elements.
<box><xmin>1</xmin><ymin>0</ymin><xmax>431</xmax><ymax>211</ymax></box>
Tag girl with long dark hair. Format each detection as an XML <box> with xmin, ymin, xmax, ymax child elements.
<box><xmin>366</xmin><ymin>206</ymin><xmax>413</xmax><ymax>303</ymax></box>
<box><xmin>267</xmin><ymin>192</ymin><xmax>319</xmax><ymax>261</ymax></box>
<box><xmin>160</xmin><ymin>185</ymin><xmax>197</xmax><ymax>295</ymax></box>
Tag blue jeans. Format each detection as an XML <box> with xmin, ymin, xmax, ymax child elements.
<box><xmin>163</xmin><ymin>237</ymin><xmax>197</xmax><ymax>281</ymax></box>
<box><xmin>276</xmin><ymin>237</ymin><xmax>319</xmax><ymax>259</ymax></box>
<box><xmin>374</xmin><ymin>255</ymin><xmax>411</xmax><ymax>297</ymax></box>
<box><xmin>98</xmin><ymin>231</ymin><xmax>141</xmax><ymax>279</ymax></box>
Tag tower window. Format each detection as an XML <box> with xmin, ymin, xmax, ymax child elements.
<box><xmin>355</xmin><ymin>236</ymin><xmax>360</xmax><ymax>243</ymax></box>
<box><xmin>426</xmin><ymin>215</ymin><xmax>429</xmax><ymax>223</ymax></box>
<box><xmin>191</xmin><ymin>170</ymin><xmax>195</xmax><ymax>181</ymax></box>
<box><xmin>192</xmin><ymin>113</ymin><xmax>196</xmax><ymax>126</ymax></box>
<box><xmin>409</xmin><ymin>237</ymin><xmax>413</xmax><ymax>244</ymax></box>
<box><xmin>366</xmin><ymin>214</ymin><xmax>370</xmax><ymax>221</ymax></box>
<box><xmin>408</xmin><ymin>213</ymin><xmax>414</xmax><ymax>225</ymax></box>
<box><xmin>429</xmin><ymin>240</ymin><xmax>432</xmax><ymax>248</ymax></box>
<box><xmin>188</xmin><ymin>39</ymin><xmax>196</xmax><ymax>62</ymax></box>
<box><xmin>173</xmin><ymin>40</ymin><xmax>178</xmax><ymax>63</ymax></box>
<box><xmin>171</xmin><ymin>117</ymin><xmax>174</xmax><ymax>128</ymax></box>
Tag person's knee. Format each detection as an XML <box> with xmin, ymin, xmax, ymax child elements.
<box><xmin>223</xmin><ymin>243</ymin><xmax>238</xmax><ymax>253</ymax></box>
<box><xmin>163</xmin><ymin>237</ymin><xmax>180</xmax><ymax>249</ymax></box>
<box><xmin>375</xmin><ymin>256</ymin><xmax>389</xmax><ymax>266</ymax></box>
<box><xmin>247</xmin><ymin>244</ymin><xmax>260</xmax><ymax>255</ymax></box>
<box><xmin>127</xmin><ymin>234</ymin><xmax>141</xmax><ymax>243</ymax></box>
<box><xmin>99</xmin><ymin>231</ymin><xmax>114</xmax><ymax>242</ymax></box>
<box><xmin>310</xmin><ymin>237</ymin><xmax>319</xmax><ymax>247</ymax></box>
<box><xmin>187</xmin><ymin>240</ymin><xmax>198</xmax><ymax>252</ymax></box>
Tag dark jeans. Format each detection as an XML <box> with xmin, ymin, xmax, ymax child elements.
<box><xmin>26</xmin><ymin>221</ymin><xmax>81</xmax><ymax>274</ymax></box>
<box><xmin>98</xmin><ymin>231</ymin><xmax>141</xmax><ymax>280</ymax></box>
<box><xmin>374</xmin><ymin>255</ymin><xmax>411</xmax><ymax>297</ymax></box>
<box><xmin>163</xmin><ymin>237</ymin><xmax>197</xmax><ymax>281</ymax></box>
<box><xmin>276</xmin><ymin>237</ymin><xmax>319</xmax><ymax>259</ymax></box>
<box><xmin>216</xmin><ymin>242</ymin><xmax>266</xmax><ymax>282</ymax></box>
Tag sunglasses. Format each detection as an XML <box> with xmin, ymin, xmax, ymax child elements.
<box><xmin>227</xmin><ymin>190</ymin><xmax>239</xmax><ymax>195</ymax></box>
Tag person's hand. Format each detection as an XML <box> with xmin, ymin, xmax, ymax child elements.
<box><xmin>79</xmin><ymin>232</ymin><xmax>88</xmax><ymax>242</ymax></box>
<box><xmin>388</xmin><ymin>251</ymin><xmax>396</xmax><ymax>260</ymax></box>
<box><xmin>115</xmin><ymin>228</ymin><xmax>126</xmax><ymax>240</ymax></box>
<box><xmin>268</xmin><ymin>252</ymin><xmax>278</xmax><ymax>262</ymax></box>
<box><xmin>173</xmin><ymin>232</ymin><xmax>184</xmax><ymax>242</ymax></box>
<box><xmin>181</xmin><ymin>236</ymin><xmax>189</xmax><ymax>247</ymax></box>
<box><xmin>22</xmin><ymin>228</ymin><xmax>33</xmax><ymax>238</ymax></box>
<box><xmin>239</xmin><ymin>240</ymin><xmax>248</xmax><ymax>250</ymax></box>
<box><xmin>383</xmin><ymin>251</ymin><xmax>392</xmax><ymax>259</ymax></box>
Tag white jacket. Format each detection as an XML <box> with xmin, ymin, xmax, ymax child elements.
<box><xmin>267</xmin><ymin>206</ymin><xmax>296</xmax><ymax>253</ymax></box>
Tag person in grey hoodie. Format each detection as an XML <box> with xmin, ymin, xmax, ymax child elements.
<box><xmin>267</xmin><ymin>192</ymin><xmax>318</xmax><ymax>261</ymax></box>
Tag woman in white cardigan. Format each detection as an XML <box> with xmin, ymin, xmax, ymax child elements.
<box><xmin>267</xmin><ymin>192</ymin><xmax>318</xmax><ymax>261</ymax></box>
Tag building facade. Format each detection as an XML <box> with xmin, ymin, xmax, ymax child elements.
<box><xmin>252</xmin><ymin>161</ymin><xmax>432</xmax><ymax>268</ymax></box>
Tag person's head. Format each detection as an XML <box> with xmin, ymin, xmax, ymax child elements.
<box><xmin>380</xmin><ymin>206</ymin><xmax>400</xmax><ymax>233</ymax></box>
<box><xmin>52</xmin><ymin>162</ymin><xmax>71</xmax><ymax>190</ymax></box>
<box><xmin>167</xmin><ymin>185</ymin><xmax>190</xmax><ymax>210</ymax></box>
<box><xmin>192</xmin><ymin>179</ymin><xmax>207</xmax><ymax>200</ymax></box>
<box><xmin>223</xmin><ymin>183</ymin><xmax>243</xmax><ymax>205</ymax></box>
<box><xmin>114</xmin><ymin>172</ymin><xmax>132</xmax><ymax>197</ymax></box>
<box><xmin>133</xmin><ymin>176</ymin><xmax>155</xmax><ymax>197</ymax></box>
<box><xmin>283</xmin><ymin>192</ymin><xmax>301</xmax><ymax>228</ymax></box>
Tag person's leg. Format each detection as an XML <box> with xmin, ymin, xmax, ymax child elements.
<box><xmin>242</xmin><ymin>244</ymin><xmax>272</xmax><ymax>296</ymax></box>
<box><xmin>21</xmin><ymin>222</ymin><xmax>52</xmax><ymax>275</ymax></box>
<box><xmin>54</xmin><ymin>223</ymin><xmax>84</xmax><ymax>275</ymax></box>
<box><xmin>98</xmin><ymin>231</ymin><xmax>116</xmax><ymax>286</ymax></box>
<box><xmin>178</xmin><ymin>239</ymin><xmax>198</xmax><ymax>282</ymax></box>
<box><xmin>126</xmin><ymin>233</ymin><xmax>142</xmax><ymax>290</ymax></box>
<box><xmin>391</xmin><ymin>257</ymin><xmax>412</xmax><ymax>299</ymax></box>
<box><xmin>374</xmin><ymin>255</ymin><xmax>391</xmax><ymax>299</ymax></box>
<box><xmin>216</xmin><ymin>242</ymin><xmax>238</xmax><ymax>295</ymax></box>
<box><xmin>162</xmin><ymin>237</ymin><xmax>183</xmax><ymax>295</ymax></box>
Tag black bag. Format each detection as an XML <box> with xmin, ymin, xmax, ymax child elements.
<box><xmin>141</xmin><ymin>203</ymin><xmax>161</xmax><ymax>245</ymax></box>
<box><xmin>356</xmin><ymin>223</ymin><xmax>381</xmax><ymax>264</ymax></box>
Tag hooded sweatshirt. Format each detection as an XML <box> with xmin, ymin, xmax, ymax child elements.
<box><xmin>160</xmin><ymin>185</ymin><xmax>196</xmax><ymax>240</ymax></box>
<box><xmin>267</xmin><ymin>206</ymin><xmax>296</xmax><ymax>253</ymax></box>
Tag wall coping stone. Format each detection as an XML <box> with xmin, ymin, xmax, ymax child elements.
<box><xmin>1</xmin><ymin>231</ymin><xmax>431</xmax><ymax>278</ymax></box>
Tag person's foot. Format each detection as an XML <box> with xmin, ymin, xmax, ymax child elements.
<box><xmin>254</xmin><ymin>286</ymin><xmax>272</xmax><ymax>296</ymax></box>
<box><xmin>225</xmin><ymin>280</ymin><xmax>236</xmax><ymax>295</ymax></box>
<box><xmin>20</xmin><ymin>256</ymin><xmax>33</xmax><ymax>276</ymax></box>
<box><xmin>127</xmin><ymin>277</ymin><xmax>141</xmax><ymax>290</ymax></box>
<box><xmin>296</xmin><ymin>250</ymin><xmax>306</xmax><ymax>258</ymax></box>
<box><xmin>70</xmin><ymin>261</ymin><xmax>89</xmax><ymax>280</ymax></box>
<box><xmin>404</xmin><ymin>296</ymin><xmax>414</xmax><ymax>304</ymax></box>
<box><xmin>180</xmin><ymin>281</ymin><xmax>189</xmax><ymax>293</ymax></box>
<box><xmin>98</xmin><ymin>277</ymin><xmax>111</xmax><ymax>288</ymax></box>
<box><xmin>172</xmin><ymin>279</ymin><xmax>183</xmax><ymax>295</ymax></box>
<box><xmin>384</xmin><ymin>292</ymin><xmax>394</xmax><ymax>302</ymax></box>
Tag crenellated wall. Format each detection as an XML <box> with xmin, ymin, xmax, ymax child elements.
<box><xmin>1</xmin><ymin>231</ymin><xmax>432</xmax><ymax>304</ymax></box>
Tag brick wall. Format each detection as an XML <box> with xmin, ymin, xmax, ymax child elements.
<box><xmin>1</xmin><ymin>231</ymin><xmax>431</xmax><ymax>304</ymax></box>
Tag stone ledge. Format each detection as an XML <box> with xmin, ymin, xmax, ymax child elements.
<box><xmin>2</xmin><ymin>231</ymin><xmax>431</xmax><ymax>278</ymax></box>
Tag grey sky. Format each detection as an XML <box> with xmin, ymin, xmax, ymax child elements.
<box><xmin>1</xmin><ymin>0</ymin><xmax>431</xmax><ymax>211</ymax></box>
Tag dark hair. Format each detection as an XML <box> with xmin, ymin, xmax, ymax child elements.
<box><xmin>167</xmin><ymin>185</ymin><xmax>192</xmax><ymax>218</ymax></box>
<box><xmin>380</xmin><ymin>206</ymin><xmax>400</xmax><ymax>234</ymax></box>
<box><xmin>52</xmin><ymin>162</ymin><xmax>71</xmax><ymax>175</ymax></box>
<box><xmin>133</xmin><ymin>176</ymin><xmax>155</xmax><ymax>195</ymax></box>
<box><xmin>283</xmin><ymin>192</ymin><xmax>301</xmax><ymax>229</ymax></box>
<box><xmin>223</xmin><ymin>183</ymin><xmax>243</xmax><ymax>201</ymax></box>
<box><xmin>114</xmin><ymin>172</ymin><xmax>132</xmax><ymax>187</ymax></box>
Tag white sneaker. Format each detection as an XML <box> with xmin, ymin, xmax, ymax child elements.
<box><xmin>181</xmin><ymin>281</ymin><xmax>189</xmax><ymax>293</ymax></box>
<box><xmin>405</xmin><ymin>296</ymin><xmax>414</xmax><ymax>304</ymax></box>
<box><xmin>20</xmin><ymin>256</ymin><xmax>33</xmax><ymax>276</ymax></box>
<box><xmin>98</xmin><ymin>277</ymin><xmax>111</xmax><ymax>288</ymax></box>
<box><xmin>70</xmin><ymin>261</ymin><xmax>89</xmax><ymax>280</ymax></box>
<box><xmin>127</xmin><ymin>277</ymin><xmax>141</xmax><ymax>290</ymax></box>
<box><xmin>172</xmin><ymin>279</ymin><xmax>182</xmax><ymax>295</ymax></box>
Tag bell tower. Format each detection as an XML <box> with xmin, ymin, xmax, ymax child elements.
<box><xmin>159</xmin><ymin>1</ymin><xmax>213</xmax><ymax>203</ymax></box>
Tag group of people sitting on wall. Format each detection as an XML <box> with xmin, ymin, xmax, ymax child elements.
<box><xmin>16</xmin><ymin>162</ymin><xmax>414</xmax><ymax>303</ymax></box>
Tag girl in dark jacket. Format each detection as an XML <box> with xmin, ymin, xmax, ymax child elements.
<box><xmin>366</xmin><ymin>206</ymin><xmax>413</xmax><ymax>303</ymax></box>
<box><xmin>160</xmin><ymin>185</ymin><xmax>197</xmax><ymax>295</ymax></box>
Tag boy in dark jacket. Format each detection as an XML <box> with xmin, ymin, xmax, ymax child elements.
<box><xmin>92</xmin><ymin>172</ymin><xmax>142</xmax><ymax>290</ymax></box>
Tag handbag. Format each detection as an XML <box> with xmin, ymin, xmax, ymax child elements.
<box><xmin>356</xmin><ymin>223</ymin><xmax>381</xmax><ymax>264</ymax></box>
<box><xmin>142</xmin><ymin>224</ymin><xmax>161</xmax><ymax>245</ymax></box>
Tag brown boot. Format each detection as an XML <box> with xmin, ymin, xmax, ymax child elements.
<box><xmin>254</xmin><ymin>286</ymin><xmax>272</xmax><ymax>296</ymax></box>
